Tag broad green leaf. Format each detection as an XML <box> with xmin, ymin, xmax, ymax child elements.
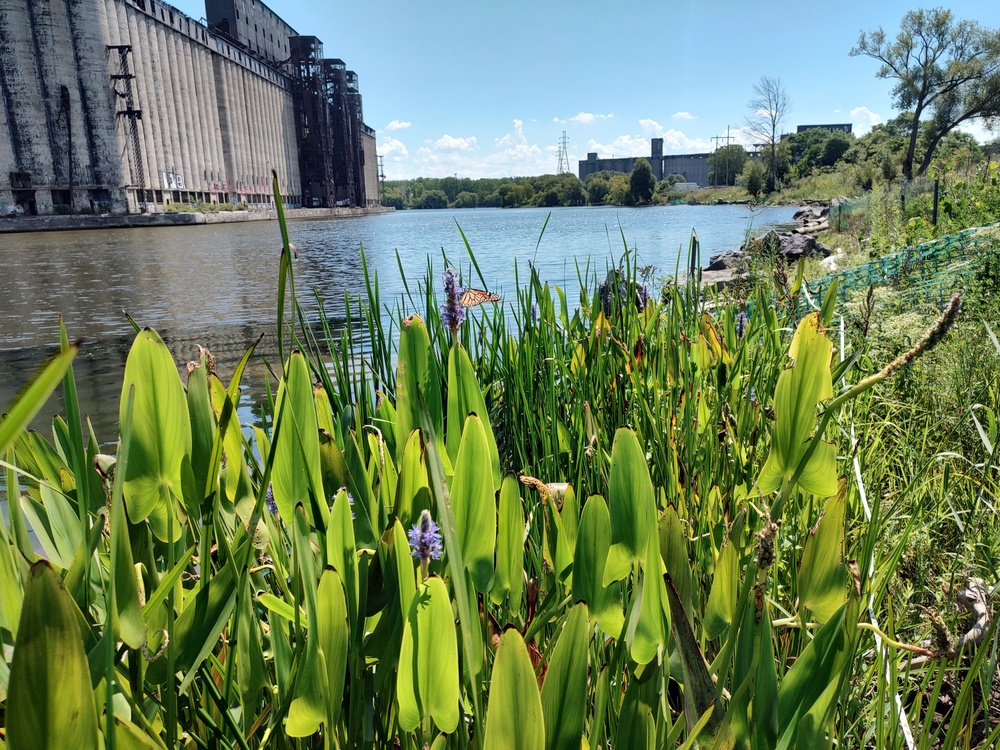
<box><xmin>389</xmin><ymin>518</ymin><xmax>417</xmax><ymax>624</ymax></box>
<box><xmin>540</xmin><ymin>604</ymin><xmax>589</xmax><ymax>750</ymax></box>
<box><xmin>704</xmin><ymin>541</ymin><xmax>738</xmax><ymax>640</ymax></box>
<box><xmin>316</xmin><ymin>568</ymin><xmax>349</xmax><ymax>727</ymax></box>
<box><xmin>798</xmin><ymin>485</ymin><xmax>848</xmax><ymax>623</ymax></box>
<box><xmin>492</xmin><ymin>475</ymin><xmax>525</xmax><ymax>606</ymax></box>
<box><xmin>120</xmin><ymin>328</ymin><xmax>190</xmax><ymax>541</ymax></box>
<box><xmin>776</xmin><ymin>602</ymin><xmax>853</xmax><ymax>750</ymax></box>
<box><xmin>447</xmin><ymin>344</ymin><xmax>501</xmax><ymax>490</ymax></box>
<box><xmin>756</xmin><ymin>313</ymin><xmax>837</xmax><ymax>498</ymax></box>
<box><xmin>659</xmin><ymin>506</ymin><xmax>694</xmax><ymax>618</ymax></box>
<box><xmin>0</xmin><ymin>536</ymin><xmax>24</xmax><ymax>636</ymax></box>
<box><xmin>626</xmin><ymin>533</ymin><xmax>666</xmax><ymax>665</ymax></box>
<box><xmin>287</xmin><ymin>505</ymin><xmax>326</xmax><ymax>737</ymax></box>
<box><xmin>396</xmin><ymin>315</ymin><xmax>449</xmax><ymax>473</ymax></box>
<box><xmin>451</xmin><ymin>414</ymin><xmax>496</xmax><ymax>592</ymax></box>
<box><xmin>7</xmin><ymin>561</ymin><xmax>98</xmax><ymax>750</ymax></box>
<box><xmin>0</xmin><ymin>346</ymin><xmax>77</xmax><ymax>456</ymax></box>
<box><xmin>314</xmin><ymin>384</ymin><xmax>349</xmax><ymax>500</ymax></box>
<box><xmin>394</xmin><ymin>429</ymin><xmax>431</xmax><ymax>529</ymax></box>
<box><xmin>572</xmin><ymin>495</ymin><xmax>624</xmax><ymax>638</ymax></box>
<box><xmin>272</xmin><ymin>352</ymin><xmax>325</xmax><ymax>527</ymax></box>
<box><xmin>185</xmin><ymin>356</ymin><xmax>216</xmax><ymax>510</ymax></box>
<box><xmin>111</xmin><ymin>716</ymin><xmax>162</xmax><ymax>750</ymax></box>
<box><xmin>20</xmin><ymin>482</ymin><xmax>80</xmax><ymax>569</ymax></box>
<box><xmin>110</xmin><ymin>385</ymin><xmax>145</xmax><ymax>649</ymax></box>
<box><xmin>605</xmin><ymin>429</ymin><xmax>656</xmax><ymax>584</ymax></box>
<box><xmin>256</xmin><ymin>592</ymin><xmax>306</xmax><ymax>626</ymax></box>
<box><xmin>326</xmin><ymin>489</ymin><xmax>359</xmax><ymax>635</ymax></box>
<box><xmin>484</xmin><ymin>628</ymin><xmax>545</xmax><ymax>750</ymax></box>
<box><xmin>236</xmin><ymin>580</ymin><xmax>270</xmax><ymax>721</ymax></box>
<box><xmin>397</xmin><ymin>576</ymin><xmax>460</xmax><ymax>733</ymax></box>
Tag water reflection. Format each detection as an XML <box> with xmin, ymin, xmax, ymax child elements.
<box><xmin>0</xmin><ymin>204</ymin><xmax>796</xmax><ymax>439</ymax></box>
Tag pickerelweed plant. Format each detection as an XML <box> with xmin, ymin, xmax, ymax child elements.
<box><xmin>1</xmin><ymin>173</ymin><xmax>997</xmax><ymax>750</ymax></box>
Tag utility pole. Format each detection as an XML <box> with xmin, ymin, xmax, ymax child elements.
<box><xmin>556</xmin><ymin>131</ymin><xmax>570</xmax><ymax>175</ymax></box>
<box><xmin>711</xmin><ymin>129</ymin><xmax>735</xmax><ymax>187</ymax></box>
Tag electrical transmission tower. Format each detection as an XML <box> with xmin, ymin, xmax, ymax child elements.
<box><xmin>556</xmin><ymin>131</ymin><xmax>571</xmax><ymax>174</ymax></box>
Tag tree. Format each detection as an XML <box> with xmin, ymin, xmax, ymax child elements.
<box><xmin>413</xmin><ymin>190</ymin><xmax>448</xmax><ymax>209</ymax></box>
<box><xmin>708</xmin><ymin>144</ymin><xmax>749</xmax><ymax>186</ymax></box>
<box><xmin>741</xmin><ymin>160</ymin><xmax>765</xmax><ymax>198</ymax></box>
<box><xmin>450</xmin><ymin>191</ymin><xmax>479</xmax><ymax>209</ymax></box>
<box><xmin>851</xmin><ymin>9</ymin><xmax>1000</xmax><ymax>179</ymax></box>
<box><xmin>746</xmin><ymin>76</ymin><xmax>790</xmax><ymax>193</ymax></box>
<box><xmin>629</xmin><ymin>158</ymin><xmax>656</xmax><ymax>205</ymax></box>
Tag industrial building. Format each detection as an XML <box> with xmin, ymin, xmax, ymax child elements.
<box><xmin>578</xmin><ymin>138</ymin><xmax>710</xmax><ymax>187</ymax></box>
<box><xmin>0</xmin><ymin>0</ymin><xmax>380</xmax><ymax>216</ymax></box>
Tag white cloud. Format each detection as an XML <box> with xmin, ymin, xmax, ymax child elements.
<box><xmin>849</xmin><ymin>106</ymin><xmax>882</xmax><ymax>134</ymax></box>
<box><xmin>672</xmin><ymin>111</ymin><xmax>696</xmax><ymax>120</ymax></box>
<box><xmin>554</xmin><ymin>112</ymin><xmax>614</xmax><ymax>125</ymax></box>
<box><xmin>385</xmin><ymin>120</ymin><xmax>412</xmax><ymax>131</ymax></box>
<box><xmin>378</xmin><ymin>137</ymin><xmax>409</xmax><ymax>160</ymax></box>
<box><xmin>433</xmin><ymin>134</ymin><xmax>478</xmax><ymax>151</ymax></box>
<box><xmin>594</xmin><ymin>119</ymin><xmax>712</xmax><ymax>154</ymax></box>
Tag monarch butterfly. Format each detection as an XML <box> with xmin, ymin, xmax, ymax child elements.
<box><xmin>460</xmin><ymin>288</ymin><xmax>501</xmax><ymax>308</ymax></box>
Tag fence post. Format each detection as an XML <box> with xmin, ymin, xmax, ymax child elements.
<box><xmin>932</xmin><ymin>179</ymin><xmax>939</xmax><ymax>226</ymax></box>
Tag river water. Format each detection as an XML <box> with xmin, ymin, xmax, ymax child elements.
<box><xmin>0</xmin><ymin>203</ymin><xmax>795</xmax><ymax>442</ymax></box>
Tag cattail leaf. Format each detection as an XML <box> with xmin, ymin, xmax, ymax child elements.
<box><xmin>776</xmin><ymin>601</ymin><xmax>854</xmax><ymax>750</ymax></box>
<box><xmin>447</xmin><ymin>344</ymin><xmax>501</xmax><ymax>491</ymax></box>
<box><xmin>540</xmin><ymin>603</ymin><xmax>590</xmax><ymax>750</ymax></box>
<box><xmin>492</xmin><ymin>475</ymin><xmax>525</xmax><ymax>606</ymax></box>
<box><xmin>397</xmin><ymin>576</ymin><xmax>460</xmax><ymax>733</ymax></box>
<box><xmin>572</xmin><ymin>495</ymin><xmax>623</xmax><ymax>638</ymax></box>
<box><xmin>751</xmin><ymin>607</ymin><xmax>779</xmax><ymax>750</ymax></box>
<box><xmin>756</xmin><ymin>313</ymin><xmax>837</xmax><ymax>497</ymax></box>
<box><xmin>7</xmin><ymin>561</ymin><xmax>98</xmax><ymax>750</ymax></box>
<box><xmin>0</xmin><ymin>345</ymin><xmax>76</xmax><ymax>457</ymax></box>
<box><xmin>120</xmin><ymin>328</ymin><xmax>190</xmax><ymax>541</ymax></box>
<box><xmin>798</xmin><ymin>483</ymin><xmax>848</xmax><ymax>623</ymax></box>
<box><xmin>664</xmin><ymin>574</ymin><xmax>721</xmax><ymax>738</ymax></box>
<box><xmin>704</xmin><ymin>541</ymin><xmax>739</xmax><ymax>640</ymax></box>
<box><xmin>146</xmin><ymin>560</ymin><xmax>237</xmax><ymax>688</ymax></box>
<box><xmin>272</xmin><ymin>351</ymin><xmax>325</xmax><ymax>527</ymax></box>
<box><xmin>316</xmin><ymin>568</ymin><xmax>349</xmax><ymax>727</ymax></box>
<box><xmin>484</xmin><ymin>629</ymin><xmax>545</xmax><ymax>750</ymax></box>
<box><xmin>451</xmin><ymin>414</ymin><xmax>496</xmax><ymax>593</ymax></box>
<box><xmin>604</xmin><ymin>428</ymin><xmax>656</xmax><ymax>585</ymax></box>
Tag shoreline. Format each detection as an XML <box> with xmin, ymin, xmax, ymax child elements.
<box><xmin>0</xmin><ymin>205</ymin><xmax>394</xmax><ymax>234</ymax></box>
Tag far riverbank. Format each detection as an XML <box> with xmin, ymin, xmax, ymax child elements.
<box><xmin>0</xmin><ymin>205</ymin><xmax>395</xmax><ymax>234</ymax></box>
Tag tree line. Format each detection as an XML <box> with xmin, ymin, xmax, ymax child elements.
<box><xmin>382</xmin><ymin>8</ymin><xmax>1000</xmax><ymax>209</ymax></box>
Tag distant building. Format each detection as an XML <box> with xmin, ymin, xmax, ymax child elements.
<box><xmin>578</xmin><ymin>138</ymin><xmax>710</xmax><ymax>187</ymax></box>
<box><xmin>795</xmin><ymin>124</ymin><xmax>853</xmax><ymax>134</ymax></box>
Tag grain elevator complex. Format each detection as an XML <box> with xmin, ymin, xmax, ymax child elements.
<box><xmin>0</xmin><ymin>0</ymin><xmax>380</xmax><ymax>216</ymax></box>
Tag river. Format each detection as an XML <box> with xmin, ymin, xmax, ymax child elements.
<box><xmin>0</xmin><ymin>203</ymin><xmax>796</xmax><ymax>442</ymax></box>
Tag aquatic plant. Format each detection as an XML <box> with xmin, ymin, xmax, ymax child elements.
<box><xmin>0</xmin><ymin>174</ymin><xmax>997</xmax><ymax>750</ymax></box>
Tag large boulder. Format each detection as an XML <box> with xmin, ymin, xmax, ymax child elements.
<box><xmin>707</xmin><ymin>250</ymin><xmax>744</xmax><ymax>271</ymax></box>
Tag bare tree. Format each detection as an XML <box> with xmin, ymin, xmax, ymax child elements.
<box><xmin>851</xmin><ymin>8</ymin><xmax>1000</xmax><ymax>179</ymax></box>
<box><xmin>746</xmin><ymin>76</ymin><xmax>791</xmax><ymax>193</ymax></box>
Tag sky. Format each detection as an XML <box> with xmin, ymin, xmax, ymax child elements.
<box><xmin>165</xmin><ymin>0</ymin><xmax>1000</xmax><ymax>180</ymax></box>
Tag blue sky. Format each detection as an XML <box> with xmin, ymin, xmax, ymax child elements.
<box><xmin>166</xmin><ymin>0</ymin><xmax>1000</xmax><ymax>179</ymax></box>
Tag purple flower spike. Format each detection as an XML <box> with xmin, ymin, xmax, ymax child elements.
<box><xmin>265</xmin><ymin>484</ymin><xmax>278</xmax><ymax>514</ymax></box>
<box><xmin>736</xmin><ymin>311</ymin><xmax>748</xmax><ymax>339</ymax></box>
<box><xmin>441</xmin><ymin>268</ymin><xmax>465</xmax><ymax>332</ymax></box>
<box><xmin>408</xmin><ymin>509</ymin><xmax>444</xmax><ymax>562</ymax></box>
